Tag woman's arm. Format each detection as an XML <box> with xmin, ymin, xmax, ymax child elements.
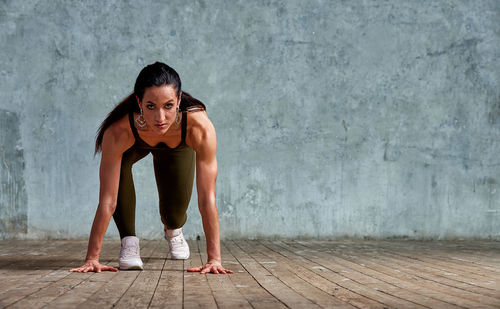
<box><xmin>186</xmin><ymin>112</ymin><xmax>232</xmax><ymax>274</ymax></box>
<box><xmin>195</xmin><ymin>120</ymin><xmax>220</xmax><ymax>263</ymax></box>
<box><xmin>70</xmin><ymin>126</ymin><xmax>128</xmax><ymax>273</ymax></box>
<box><xmin>86</xmin><ymin>134</ymin><xmax>123</xmax><ymax>260</ymax></box>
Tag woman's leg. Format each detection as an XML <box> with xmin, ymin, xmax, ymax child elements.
<box><xmin>152</xmin><ymin>148</ymin><xmax>196</xmax><ymax>229</ymax></box>
<box><xmin>113</xmin><ymin>146</ymin><xmax>150</xmax><ymax>239</ymax></box>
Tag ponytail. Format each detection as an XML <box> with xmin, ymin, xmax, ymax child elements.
<box><xmin>94</xmin><ymin>93</ymin><xmax>138</xmax><ymax>156</ymax></box>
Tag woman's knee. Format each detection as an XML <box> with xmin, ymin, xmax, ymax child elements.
<box><xmin>162</xmin><ymin>211</ymin><xmax>187</xmax><ymax>229</ymax></box>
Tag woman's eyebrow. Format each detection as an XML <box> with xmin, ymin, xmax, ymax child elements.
<box><xmin>146</xmin><ymin>99</ymin><xmax>174</xmax><ymax>104</ymax></box>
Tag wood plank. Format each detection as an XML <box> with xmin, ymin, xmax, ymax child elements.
<box><xmin>0</xmin><ymin>240</ymin><xmax>120</xmax><ymax>308</ymax></box>
<box><xmin>220</xmin><ymin>240</ymin><xmax>288</xmax><ymax>309</ymax></box>
<box><xmin>225</xmin><ymin>240</ymin><xmax>322</xmax><ymax>309</ymax></box>
<box><xmin>239</xmin><ymin>240</ymin><xmax>357</xmax><ymax>309</ymax></box>
<box><xmin>148</xmin><ymin>239</ymin><xmax>183</xmax><ymax>309</ymax></box>
<box><xmin>293</xmin><ymin>240</ymin><xmax>498</xmax><ymax>308</ymax></box>
<box><xmin>7</xmin><ymin>240</ymin><xmax>155</xmax><ymax>309</ymax></box>
<box><xmin>109</xmin><ymin>240</ymin><xmax>165</xmax><ymax>309</ymax></box>
<box><xmin>373</xmin><ymin>239</ymin><xmax>500</xmax><ymax>263</ymax></box>
<box><xmin>0</xmin><ymin>240</ymin><xmax>74</xmax><ymax>275</ymax></box>
<box><xmin>183</xmin><ymin>239</ymin><xmax>218</xmax><ymax>309</ymax></box>
<box><xmin>258</xmin><ymin>240</ymin><xmax>396</xmax><ymax>309</ymax></box>
<box><xmin>75</xmin><ymin>240</ymin><xmax>161</xmax><ymax>309</ymax></box>
<box><xmin>273</xmin><ymin>240</ymin><xmax>429</xmax><ymax>309</ymax></box>
<box><xmin>197</xmin><ymin>238</ymin><xmax>254</xmax><ymax>308</ymax></box>
<box><xmin>313</xmin><ymin>240</ymin><xmax>500</xmax><ymax>300</ymax></box>
<box><xmin>369</xmin><ymin>240</ymin><xmax>500</xmax><ymax>277</ymax></box>
<box><xmin>0</xmin><ymin>239</ymin><xmax>498</xmax><ymax>309</ymax></box>
<box><xmin>0</xmin><ymin>240</ymin><xmax>76</xmax><ymax>273</ymax></box>
<box><xmin>0</xmin><ymin>240</ymin><xmax>82</xmax><ymax>291</ymax></box>
<box><xmin>347</xmin><ymin>240</ymin><xmax>500</xmax><ymax>290</ymax></box>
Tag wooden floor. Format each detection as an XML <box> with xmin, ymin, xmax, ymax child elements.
<box><xmin>0</xmin><ymin>238</ymin><xmax>499</xmax><ymax>309</ymax></box>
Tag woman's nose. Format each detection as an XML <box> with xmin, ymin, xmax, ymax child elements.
<box><xmin>155</xmin><ymin>109</ymin><xmax>166</xmax><ymax>122</ymax></box>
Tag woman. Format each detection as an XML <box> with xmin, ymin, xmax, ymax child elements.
<box><xmin>69</xmin><ymin>62</ymin><xmax>233</xmax><ymax>275</ymax></box>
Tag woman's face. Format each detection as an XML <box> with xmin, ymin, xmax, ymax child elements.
<box><xmin>137</xmin><ymin>85</ymin><xmax>181</xmax><ymax>134</ymax></box>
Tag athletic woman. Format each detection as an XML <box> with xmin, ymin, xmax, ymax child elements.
<box><xmin>69</xmin><ymin>62</ymin><xmax>233</xmax><ymax>275</ymax></box>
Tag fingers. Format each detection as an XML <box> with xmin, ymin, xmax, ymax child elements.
<box><xmin>69</xmin><ymin>264</ymin><xmax>119</xmax><ymax>273</ymax></box>
<box><xmin>201</xmin><ymin>265</ymin><xmax>231</xmax><ymax>274</ymax></box>
<box><xmin>216</xmin><ymin>266</ymin><xmax>232</xmax><ymax>274</ymax></box>
<box><xmin>200</xmin><ymin>266</ymin><xmax>210</xmax><ymax>274</ymax></box>
<box><xmin>187</xmin><ymin>266</ymin><xmax>203</xmax><ymax>272</ymax></box>
<box><xmin>200</xmin><ymin>264</ymin><xmax>215</xmax><ymax>274</ymax></box>
<box><xmin>101</xmin><ymin>266</ymin><xmax>119</xmax><ymax>272</ymax></box>
<box><xmin>69</xmin><ymin>265</ymin><xmax>89</xmax><ymax>272</ymax></box>
<box><xmin>186</xmin><ymin>264</ymin><xmax>233</xmax><ymax>274</ymax></box>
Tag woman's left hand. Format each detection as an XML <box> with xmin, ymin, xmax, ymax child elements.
<box><xmin>187</xmin><ymin>260</ymin><xmax>234</xmax><ymax>274</ymax></box>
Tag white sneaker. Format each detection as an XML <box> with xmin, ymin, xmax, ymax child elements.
<box><xmin>118</xmin><ymin>236</ymin><xmax>144</xmax><ymax>270</ymax></box>
<box><xmin>164</xmin><ymin>228</ymin><xmax>190</xmax><ymax>259</ymax></box>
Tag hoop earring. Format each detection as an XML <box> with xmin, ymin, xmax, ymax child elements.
<box><xmin>175</xmin><ymin>106</ymin><xmax>181</xmax><ymax>126</ymax></box>
<box><xmin>135</xmin><ymin>108</ymin><xmax>147</xmax><ymax>128</ymax></box>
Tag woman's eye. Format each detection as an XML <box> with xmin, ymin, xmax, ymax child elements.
<box><xmin>165</xmin><ymin>104</ymin><xmax>173</xmax><ymax>109</ymax></box>
<box><xmin>147</xmin><ymin>105</ymin><xmax>155</xmax><ymax>110</ymax></box>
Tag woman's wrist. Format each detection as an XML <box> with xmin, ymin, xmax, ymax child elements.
<box><xmin>207</xmin><ymin>258</ymin><xmax>221</xmax><ymax>265</ymax></box>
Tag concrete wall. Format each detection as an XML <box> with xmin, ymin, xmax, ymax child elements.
<box><xmin>1</xmin><ymin>0</ymin><xmax>499</xmax><ymax>240</ymax></box>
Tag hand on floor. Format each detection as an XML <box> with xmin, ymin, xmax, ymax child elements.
<box><xmin>187</xmin><ymin>260</ymin><xmax>233</xmax><ymax>274</ymax></box>
<box><xmin>69</xmin><ymin>259</ymin><xmax>119</xmax><ymax>273</ymax></box>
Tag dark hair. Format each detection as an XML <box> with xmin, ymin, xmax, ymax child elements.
<box><xmin>94</xmin><ymin>62</ymin><xmax>206</xmax><ymax>155</ymax></box>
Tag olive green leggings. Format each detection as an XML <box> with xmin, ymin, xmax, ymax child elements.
<box><xmin>112</xmin><ymin>144</ymin><xmax>195</xmax><ymax>239</ymax></box>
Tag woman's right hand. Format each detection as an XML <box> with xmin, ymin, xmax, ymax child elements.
<box><xmin>69</xmin><ymin>259</ymin><xmax>119</xmax><ymax>273</ymax></box>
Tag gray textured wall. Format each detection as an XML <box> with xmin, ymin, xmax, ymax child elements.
<box><xmin>1</xmin><ymin>0</ymin><xmax>499</xmax><ymax>240</ymax></box>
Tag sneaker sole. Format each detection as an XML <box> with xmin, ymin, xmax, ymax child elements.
<box><xmin>119</xmin><ymin>265</ymin><xmax>143</xmax><ymax>270</ymax></box>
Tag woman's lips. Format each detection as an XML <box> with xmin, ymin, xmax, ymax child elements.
<box><xmin>155</xmin><ymin>123</ymin><xmax>167</xmax><ymax>128</ymax></box>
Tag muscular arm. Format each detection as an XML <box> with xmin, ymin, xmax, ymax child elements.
<box><xmin>70</xmin><ymin>124</ymin><xmax>130</xmax><ymax>272</ymax></box>
<box><xmin>191</xmin><ymin>114</ymin><xmax>221</xmax><ymax>263</ymax></box>
<box><xmin>86</xmin><ymin>129</ymin><xmax>124</xmax><ymax>261</ymax></box>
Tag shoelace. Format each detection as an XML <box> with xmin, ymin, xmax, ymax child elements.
<box><xmin>168</xmin><ymin>235</ymin><xmax>186</xmax><ymax>249</ymax></box>
<box><xmin>120</xmin><ymin>246</ymin><xmax>139</xmax><ymax>258</ymax></box>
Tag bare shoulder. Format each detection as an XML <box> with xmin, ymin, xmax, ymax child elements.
<box><xmin>101</xmin><ymin>114</ymin><xmax>135</xmax><ymax>156</ymax></box>
<box><xmin>186</xmin><ymin>110</ymin><xmax>216</xmax><ymax>153</ymax></box>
